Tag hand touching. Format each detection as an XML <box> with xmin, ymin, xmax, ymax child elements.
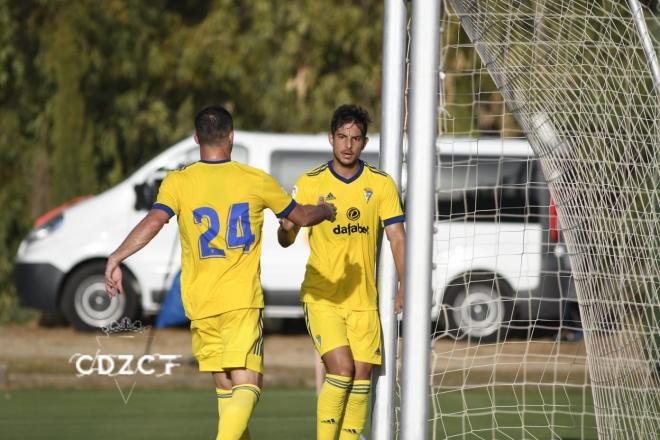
<box><xmin>318</xmin><ymin>195</ymin><xmax>337</xmax><ymax>222</ymax></box>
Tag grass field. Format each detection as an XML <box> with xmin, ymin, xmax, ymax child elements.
<box><xmin>0</xmin><ymin>387</ymin><xmax>597</xmax><ymax>439</ymax></box>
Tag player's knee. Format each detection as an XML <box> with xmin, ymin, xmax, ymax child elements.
<box><xmin>341</xmin><ymin>366</ymin><xmax>356</xmax><ymax>378</ymax></box>
<box><xmin>353</xmin><ymin>365</ymin><xmax>373</xmax><ymax>381</ymax></box>
<box><xmin>213</xmin><ymin>371</ymin><xmax>233</xmax><ymax>389</ymax></box>
<box><xmin>323</xmin><ymin>346</ymin><xmax>356</xmax><ymax>377</ymax></box>
<box><xmin>353</xmin><ymin>362</ymin><xmax>374</xmax><ymax>380</ymax></box>
<box><xmin>327</xmin><ymin>361</ymin><xmax>354</xmax><ymax>378</ymax></box>
<box><xmin>229</xmin><ymin>368</ymin><xmax>262</xmax><ymax>387</ymax></box>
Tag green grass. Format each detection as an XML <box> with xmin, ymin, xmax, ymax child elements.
<box><xmin>0</xmin><ymin>387</ymin><xmax>598</xmax><ymax>439</ymax></box>
<box><xmin>431</xmin><ymin>387</ymin><xmax>598</xmax><ymax>440</ymax></box>
<box><xmin>0</xmin><ymin>388</ymin><xmax>316</xmax><ymax>440</ymax></box>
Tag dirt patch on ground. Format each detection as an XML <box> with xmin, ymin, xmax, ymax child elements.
<box><xmin>0</xmin><ymin>321</ymin><xmax>318</xmax><ymax>389</ymax></box>
<box><xmin>0</xmin><ymin>321</ymin><xmax>589</xmax><ymax>390</ymax></box>
<box><xmin>430</xmin><ymin>336</ymin><xmax>589</xmax><ymax>387</ymax></box>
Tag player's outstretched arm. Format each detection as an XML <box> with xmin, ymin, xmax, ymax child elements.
<box><xmin>385</xmin><ymin>222</ymin><xmax>406</xmax><ymax>313</ymax></box>
<box><xmin>278</xmin><ymin>196</ymin><xmax>336</xmax><ymax>247</ymax></box>
<box><xmin>287</xmin><ymin>196</ymin><xmax>336</xmax><ymax>227</ymax></box>
<box><xmin>105</xmin><ymin>208</ymin><xmax>170</xmax><ymax>297</ymax></box>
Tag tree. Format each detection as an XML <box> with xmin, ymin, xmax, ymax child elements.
<box><xmin>0</xmin><ymin>0</ymin><xmax>387</xmax><ymax>321</ymax></box>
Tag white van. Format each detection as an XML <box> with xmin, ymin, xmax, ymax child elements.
<box><xmin>432</xmin><ymin>138</ymin><xmax>574</xmax><ymax>341</ymax></box>
<box><xmin>14</xmin><ymin>133</ymin><xmax>573</xmax><ymax>338</ymax></box>
<box><xmin>13</xmin><ymin>131</ymin><xmax>379</xmax><ymax>330</ymax></box>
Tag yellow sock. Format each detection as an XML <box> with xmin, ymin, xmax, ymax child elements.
<box><xmin>216</xmin><ymin>387</ymin><xmax>233</xmax><ymax>413</ymax></box>
<box><xmin>216</xmin><ymin>388</ymin><xmax>233</xmax><ymax>440</ymax></box>
<box><xmin>338</xmin><ymin>380</ymin><xmax>371</xmax><ymax>440</ymax></box>
<box><xmin>317</xmin><ymin>374</ymin><xmax>352</xmax><ymax>440</ymax></box>
<box><xmin>217</xmin><ymin>385</ymin><xmax>259</xmax><ymax>440</ymax></box>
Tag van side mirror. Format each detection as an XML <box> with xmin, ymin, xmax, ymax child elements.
<box><xmin>134</xmin><ymin>181</ymin><xmax>160</xmax><ymax>211</ymax></box>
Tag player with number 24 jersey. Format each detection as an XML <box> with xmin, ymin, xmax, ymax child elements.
<box><xmin>105</xmin><ymin>106</ymin><xmax>336</xmax><ymax>440</ymax></box>
<box><xmin>154</xmin><ymin>160</ymin><xmax>295</xmax><ymax>320</ymax></box>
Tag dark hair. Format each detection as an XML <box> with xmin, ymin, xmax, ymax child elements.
<box><xmin>330</xmin><ymin>105</ymin><xmax>372</xmax><ymax>137</ymax></box>
<box><xmin>194</xmin><ymin>105</ymin><xmax>233</xmax><ymax>146</ymax></box>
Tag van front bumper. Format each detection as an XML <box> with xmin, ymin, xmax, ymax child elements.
<box><xmin>13</xmin><ymin>262</ymin><xmax>64</xmax><ymax>310</ymax></box>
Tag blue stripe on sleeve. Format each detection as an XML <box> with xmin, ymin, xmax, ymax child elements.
<box><xmin>276</xmin><ymin>199</ymin><xmax>297</xmax><ymax>219</ymax></box>
<box><xmin>383</xmin><ymin>214</ymin><xmax>405</xmax><ymax>226</ymax></box>
<box><xmin>152</xmin><ymin>203</ymin><xmax>175</xmax><ymax>218</ymax></box>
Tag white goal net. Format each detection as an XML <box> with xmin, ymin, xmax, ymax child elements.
<box><xmin>395</xmin><ymin>1</ymin><xmax>659</xmax><ymax>439</ymax></box>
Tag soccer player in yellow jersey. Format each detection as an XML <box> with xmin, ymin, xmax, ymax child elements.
<box><xmin>104</xmin><ymin>105</ymin><xmax>337</xmax><ymax>440</ymax></box>
<box><xmin>278</xmin><ymin>105</ymin><xmax>406</xmax><ymax>440</ymax></box>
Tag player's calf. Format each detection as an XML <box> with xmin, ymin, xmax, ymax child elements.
<box><xmin>338</xmin><ymin>379</ymin><xmax>371</xmax><ymax>440</ymax></box>
<box><xmin>317</xmin><ymin>373</ymin><xmax>353</xmax><ymax>440</ymax></box>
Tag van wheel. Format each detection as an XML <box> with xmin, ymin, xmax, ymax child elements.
<box><xmin>441</xmin><ymin>278</ymin><xmax>513</xmax><ymax>342</ymax></box>
<box><xmin>61</xmin><ymin>262</ymin><xmax>139</xmax><ymax>331</ymax></box>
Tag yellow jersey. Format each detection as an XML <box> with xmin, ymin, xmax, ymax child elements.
<box><xmin>154</xmin><ymin>159</ymin><xmax>295</xmax><ymax>320</ymax></box>
<box><xmin>293</xmin><ymin>160</ymin><xmax>405</xmax><ymax>310</ymax></box>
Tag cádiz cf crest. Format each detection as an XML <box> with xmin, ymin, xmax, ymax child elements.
<box><xmin>364</xmin><ymin>188</ymin><xmax>373</xmax><ymax>203</ymax></box>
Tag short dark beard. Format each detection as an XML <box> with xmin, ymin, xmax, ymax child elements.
<box><xmin>333</xmin><ymin>152</ymin><xmax>361</xmax><ymax>169</ymax></box>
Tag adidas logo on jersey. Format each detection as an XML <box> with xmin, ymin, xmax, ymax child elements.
<box><xmin>333</xmin><ymin>223</ymin><xmax>369</xmax><ymax>235</ymax></box>
<box><xmin>325</xmin><ymin>192</ymin><xmax>336</xmax><ymax>201</ymax></box>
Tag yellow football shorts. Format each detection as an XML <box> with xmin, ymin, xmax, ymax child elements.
<box><xmin>190</xmin><ymin>308</ymin><xmax>264</xmax><ymax>373</ymax></box>
<box><xmin>303</xmin><ymin>302</ymin><xmax>382</xmax><ymax>365</ymax></box>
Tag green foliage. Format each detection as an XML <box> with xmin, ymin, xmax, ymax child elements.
<box><xmin>0</xmin><ymin>0</ymin><xmax>385</xmax><ymax>320</ymax></box>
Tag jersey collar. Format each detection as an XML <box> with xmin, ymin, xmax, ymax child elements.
<box><xmin>328</xmin><ymin>160</ymin><xmax>364</xmax><ymax>184</ymax></box>
<box><xmin>199</xmin><ymin>159</ymin><xmax>231</xmax><ymax>164</ymax></box>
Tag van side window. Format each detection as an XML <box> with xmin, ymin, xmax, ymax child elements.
<box><xmin>231</xmin><ymin>144</ymin><xmax>248</xmax><ymax>164</ymax></box>
<box><xmin>270</xmin><ymin>151</ymin><xmax>379</xmax><ymax>192</ymax></box>
<box><xmin>436</xmin><ymin>154</ymin><xmax>542</xmax><ymax>223</ymax></box>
